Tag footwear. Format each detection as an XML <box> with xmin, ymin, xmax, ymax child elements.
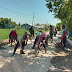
<box><xmin>21</xmin><ymin>52</ymin><xmax>25</xmax><ymax>54</ymax></box>
<box><xmin>51</xmin><ymin>39</ymin><xmax>52</xmax><ymax>43</ymax></box>
<box><xmin>10</xmin><ymin>42</ymin><xmax>12</xmax><ymax>47</ymax></box>
<box><xmin>38</xmin><ymin>47</ymin><xmax>41</xmax><ymax>51</ymax></box>
<box><xmin>35</xmin><ymin>55</ymin><xmax>38</xmax><ymax>57</ymax></box>
<box><xmin>20</xmin><ymin>50</ymin><xmax>25</xmax><ymax>54</ymax></box>
<box><xmin>11</xmin><ymin>54</ymin><xmax>14</xmax><ymax>56</ymax></box>
<box><xmin>45</xmin><ymin>48</ymin><xmax>47</xmax><ymax>53</ymax></box>
<box><xmin>64</xmin><ymin>48</ymin><xmax>71</xmax><ymax>52</ymax></box>
<box><xmin>32</xmin><ymin>47</ymin><xmax>35</xmax><ymax>49</ymax></box>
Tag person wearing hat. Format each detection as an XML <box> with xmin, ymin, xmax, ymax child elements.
<box><xmin>12</xmin><ymin>32</ymin><xmax>28</xmax><ymax>56</ymax></box>
<box><xmin>61</xmin><ymin>25</ymin><xmax>67</xmax><ymax>50</ymax></box>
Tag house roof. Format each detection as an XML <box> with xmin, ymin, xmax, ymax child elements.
<box><xmin>36</xmin><ymin>24</ymin><xmax>46</xmax><ymax>26</ymax></box>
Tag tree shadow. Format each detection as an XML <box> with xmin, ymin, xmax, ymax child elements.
<box><xmin>48</xmin><ymin>39</ymin><xmax>72</xmax><ymax>72</ymax></box>
<box><xmin>0</xmin><ymin>41</ymin><xmax>53</xmax><ymax>72</ymax></box>
<box><xmin>48</xmin><ymin>52</ymin><xmax>72</xmax><ymax>72</ymax></box>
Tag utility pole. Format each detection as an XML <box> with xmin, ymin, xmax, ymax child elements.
<box><xmin>32</xmin><ymin>13</ymin><xmax>34</xmax><ymax>26</ymax></box>
<box><xmin>46</xmin><ymin>20</ymin><xmax>48</xmax><ymax>25</ymax></box>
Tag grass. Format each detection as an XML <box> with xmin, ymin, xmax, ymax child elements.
<box><xmin>0</xmin><ymin>29</ymin><xmax>49</xmax><ymax>40</ymax></box>
<box><xmin>0</xmin><ymin>29</ymin><xmax>27</xmax><ymax>39</ymax></box>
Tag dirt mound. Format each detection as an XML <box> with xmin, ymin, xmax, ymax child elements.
<box><xmin>0</xmin><ymin>39</ymin><xmax>9</xmax><ymax>50</ymax></box>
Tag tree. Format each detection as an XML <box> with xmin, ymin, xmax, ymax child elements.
<box><xmin>56</xmin><ymin>23</ymin><xmax>61</xmax><ymax>31</ymax></box>
<box><xmin>0</xmin><ymin>18</ymin><xmax>17</xmax><ymax>29</ymax></box>
<box><xmin>43</xmin><ymin>24</ymin><xmax>51</xmax><ymax>31</ymax></box>
<box><xmin>36</xmin><ymin>23</ymin><xmax>40</xmax><ymax>25</ymax></box>
<box><xmin>18</xmin><ymin>22</ymin><xmax>21</xmax><ymax>26</ymax></box>
<box><xmin>43</xmin><ymin>25</ymin><xmax>48</xmax><ymax>30</ymax></box>
<box><xmin>45</xmin><ymin>0</ymin><xmax>72</xmax><ymax>32</ymax></box>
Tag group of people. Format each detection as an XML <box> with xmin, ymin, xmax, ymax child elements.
<box><xmin>11</xmin><ymin>31</ymin><xmax>49</xmax><ymax>56</ymax></box>
<box><xmin>50</xmin><ymin>25</ymin><xmax>67</xmax><ymax>50</ymax></box>
<box><xmin>9</xmin><ymin>25</ymin><xmax>67</xmax><ymax>56</ymax></box>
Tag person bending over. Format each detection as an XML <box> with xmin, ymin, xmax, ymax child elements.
<box><xmin>12</xmin><ymin>32</ymin><xmax>28</xmax><ymax>56</ymax></box>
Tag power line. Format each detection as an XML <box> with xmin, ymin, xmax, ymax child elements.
<box><xmin>0</xmin><ymin>0</ymin><xmax>30</xmax><ymax>14</ymax></box>
<box><xmin>0</xmin><ymin>5</ymin><xmax>29</xmax><ymax>16</ymax></box>
<box><xmin>0</xmin><ymin>11</ymin><xmax>21</xmax><ymax>23</ymax></box>
<box><xmin>0</xmin><ymin>9</ymin><xmax>31</xmax><ymax>18</ymax></box>
<box><xmin>0</xmin><ymin>10</ymin><xmax>33</xmax><ymax>24</ymax></box>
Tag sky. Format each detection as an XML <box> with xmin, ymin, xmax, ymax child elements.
<box><xmin>0</xmin><ymin>0</ymin><xmax>61</xmax><ymax>25</ymax></box>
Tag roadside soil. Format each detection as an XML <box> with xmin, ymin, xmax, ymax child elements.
<box><xmin>0</xmin><ymin>33</ymin><xmax>72</xmax><ymax>72</ymax></box>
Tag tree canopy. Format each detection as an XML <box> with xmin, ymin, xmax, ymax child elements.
<box><xmin>0</xmin><ymin>18</ymin><xmax>17</xmax><ymax>29</ymax></box>
<box><xmin>45</xmin><ymin>0</ymin><xmax>72</xmax><ymax>33</ymax></box>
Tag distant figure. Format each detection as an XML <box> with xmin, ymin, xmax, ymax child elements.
<box><xmin>54</xmin><ymin>28</ymin><xmax>57</xmax><ymax>36</ymax></box>
<box><xmin>61</xmin><ymin>25</ymin><xmax>67</xmax><ymax>50</ymax></box>
<box><xmin>49</xmin><ymin>25</ymin><xmax>53</xmax><ymax>43</ymax></box>
<box><xmin>12</xmin><ymin>32</ymin><xmax>28</xmax><ymax>56</ymax></box>
<box><xmin>29</xmin><ymin>26</ymin><xmax>34</xmax><ymax>36</ymax></box>
<box><xmin>68</xmin><ymin>31</ymin><xmax>72</xmax><ymax>38</ymax></box>
<box><xmin>10</xmin><ymin>29</ymin><xmax>18</xmax><ymax>47</ymax></box>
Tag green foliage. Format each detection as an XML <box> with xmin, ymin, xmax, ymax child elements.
<box><xmin>45</xmin><ymin>0</ymin><xmax>72</xmax><ymax>32</ymax></box>
<box><xmin>43</xmin><ymin>24</ymin><xmax>50</xmax><ymax>31</ymax></box>
<box><xmin>67</xmin><ymin>16</ymin><xmax>72</xmax><ymax>33</ymax></box>
<box><xmin>15</xmin><ymin>22</ymin><xmax>21</xmax><ymax>29</ymax></box>
<box><xmin>0</xmin><ymin>29</ymin><xmax>27</xmax><ymax>39</ymax></box>
<box><xmin>0</xmin><ymin>29</ymin><xmax>48</xmax><ymax>39</ymax></box>
<box><xmin>56</xmin><ymin>23</ymin><xmax>61</xmax><ymax>31</ymax></box>
<box><xmin>36</xmin><ymin>23</ymin><xmax>40</xmax><ymax>25</ymax></box>
<box><xmin>0</xmin><ymin>29</ymin><xmax>12</xmax><ymax>39</ymax></box>
<box><xmin>0</xmin><ymin>18</ymin><xmax>17</xmax><ymax>29</ymax></box>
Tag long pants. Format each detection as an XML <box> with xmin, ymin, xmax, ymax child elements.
<box><xmin>50</xmin><ymin>34</ymin><xmax>53</xmax><ymax>40</ymax></box>
<box><xmin>9</xmin><ymin>37</ymin><xmax>11</xmax><ymax>43</ymax></box>
<box><xmin>33</xmin><ymin>36</ymin><xmax>48</xmax><ymax>49</ymax></box>
<box><xmin>12</xmin><ymin>41</ymin><xmax>19</xmax><ymax>55</ymax></box>
<box><xmin>12</xmin><ymin>41</ymin><xmax>27</xmax><ymax>55</ymax></box>
<box><xmin>62</xmin><ymin>36</ymin><xmax>66</xmax><ymax>48</ymax></box>
<box><xmin>61</xmin><ymin>36</ymin><xmax>66</xmax><ymax>50</ymax></box>
<box><xmin>32</xmin><ymin>37</ymin><xmax>38</xmax><ymax>49</ymax></box>
<box><xmin>11</xmin><ymin>36</ymin><xmax>18</xmax><ymax>42</ymax></box>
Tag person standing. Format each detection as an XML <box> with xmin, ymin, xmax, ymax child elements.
<box><xmin>49</xmin><ymin>25</ymin><xmax>53</xmax><ymax>43</ymax></box>
<box><xmin>54</xmin><ymin>28</ymin><xmax>57</xmax><ymax>36</ymax></box>
<box><xmin>29</xmin><ymin>26</ymin><xmax>34</xmax><ymax>37</ymax></box>
<box><xmin>61</xmin><ymin>25</ymin><xmax>67</xmax><ymax>50</ymax></box>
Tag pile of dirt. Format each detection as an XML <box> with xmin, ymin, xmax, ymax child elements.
<box><xmin>0</xmin><ymin>39</ymin><xmax>9</xmax><ymax>50</ymax></box>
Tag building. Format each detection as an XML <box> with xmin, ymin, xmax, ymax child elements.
<box><xmin>35</xmin><ymin>24</ymin><xmax>46</xmax><ymax>29</ymax></box>
<box><xmin>21</xmin><ymin>23</ymin><xmax>37</xmax><ymax>29</ymax></box>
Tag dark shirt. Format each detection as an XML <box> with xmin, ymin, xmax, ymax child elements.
<box><xmin>22</xmin><ymin>35</ymin><xmax>27</xmax><ymax>40</ymax></box>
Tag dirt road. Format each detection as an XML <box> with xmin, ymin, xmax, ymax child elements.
<box><xmin>0</xmin><ymin>34</ymin><xmax>72</xmax><ymax>72</ymax></box>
